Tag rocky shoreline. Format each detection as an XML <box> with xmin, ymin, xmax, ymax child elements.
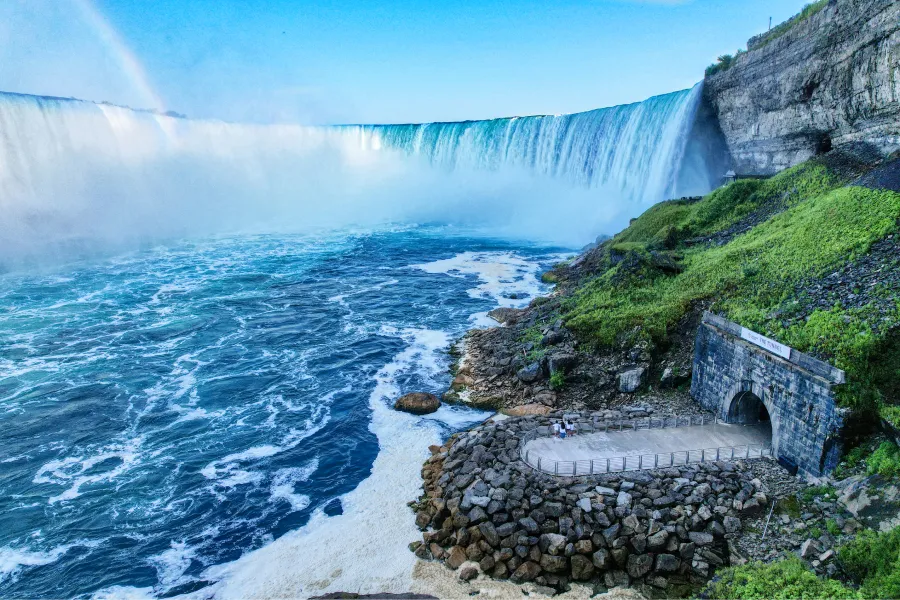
<box><xmin>410</xmin><ymin>410</ymin><xmax>769</xmax><ymax>598</ymax></box>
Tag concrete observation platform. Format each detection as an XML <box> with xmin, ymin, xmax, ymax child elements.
<box><xmin>522</xmin><ymin>422</ymin><xmax>772</xmax><ymax>475</ymax></box>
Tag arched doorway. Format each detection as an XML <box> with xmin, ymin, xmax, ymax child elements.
<box><xmin>728</xmin><ymin>391</ymin><xmax>771</xmax><ymax>425</ymax></box>
<box><xmin>727</xmin><ymin>391</ymin><xmax>775</xmax><ymax>451</ymax></box>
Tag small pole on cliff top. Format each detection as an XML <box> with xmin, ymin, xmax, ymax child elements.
<box><xmin>769</xmin><ymin>16</ymin><xmax>773</xmax><ymax>31</ymax></box>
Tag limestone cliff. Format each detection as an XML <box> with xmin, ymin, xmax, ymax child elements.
<box><xmin>704</xmin><ymin>0</ymin><xmax>899</xmax><ymax>176</ymax></box>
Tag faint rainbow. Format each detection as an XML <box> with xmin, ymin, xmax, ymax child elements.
<box><xmin>71</xmin><ymin>0</ymin><xmax>166</xmax><ymax>112</ymax></box>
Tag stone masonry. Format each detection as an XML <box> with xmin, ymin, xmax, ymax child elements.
<box><xmin>691</xmin><ymin>313</ymin><xmax>846</xmax><ymax>477</ymax></box>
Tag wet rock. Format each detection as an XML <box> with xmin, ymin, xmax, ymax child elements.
<box><xmin>800</xmin><ymin>539</ymin><xmax>820</xmax><ymax>560</ymax></box>
<box><xmin>487</xmin><ymin>307</ymin><xmax>526</xmax><ymax>325</ymax></box>
<box><xmin>394</xmin><ymin>392</ymin><xmax>440</xmax><ymax>415</ymax></box>
<box><xmin>539</xmin><ymin>533</ymin><xmax>567</xmax><ymax>556</ymax></box>
<box><xmin>688</xmin><ymin>532</ymin><xmax>714</xmax><ymax>547</ymax></box>
<box><xmin>724</xmin><ymin>516</ymin><xmax>742</xmax><ymax>534</ymax></box>
<box><xmin>605</xmin><ymin>570</ymin><xmax>630</xmax><ymax>588</ymax></box>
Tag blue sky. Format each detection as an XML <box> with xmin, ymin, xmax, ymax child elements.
<box><xmin>1</xmin><ymin>0</ymin><xmax>813</xmax><ymax>124</ymax></box>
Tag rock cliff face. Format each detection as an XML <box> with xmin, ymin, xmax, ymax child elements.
<box><xmin>704</xmin><ymin>0</ymin><xmax>900</xmax><ymax>176</ymax></box>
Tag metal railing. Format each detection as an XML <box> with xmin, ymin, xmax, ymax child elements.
<box><xmin>518</xmin><ymin>414</ymin><xmax>772</xmax><ymax>477</ymax></box>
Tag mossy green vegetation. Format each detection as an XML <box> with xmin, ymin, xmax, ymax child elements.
<box><xmin>839</xmin><ymin>527</ymin><xmax>900</xmax><ymax>599</ymax></box>
<box><xmin>698</xmin><ymin>557</ymin><xmax>857</xmax><ymax>599</ymax></box>
<box><xmin>865</xmin><ymin>441</ymin><xmax>900</xmax><ymax>478</ymax></box>
<box><xmin>549</xmin><ymin>370</ymin><xmax>565</xmax><ymax>391</ymax></box>
<box><xmin>561</xmin><ymin>158</ymin><xmax>900</xmax><ymax>417</ymax></box>
<box><xmin>541</xmin><ymin>271</ymin><xmax>559</xmax><ymax>284</ymax></box>
<box><xmin>702</xmin><ymin>526</ymin><xmax>900</xmax><ymax>600</ymax></box>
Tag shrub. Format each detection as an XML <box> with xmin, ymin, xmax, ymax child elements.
<box><xmin>566</xmin><ymin>183</ymin><xmax>900</xmax><ymax>352</ymax></box>
<box><xmin>699</xmin><ymin>557</ymin><xmax>857</xmax><ymax>599</ymax></box>
<box><xmin>866</xmin><ymin>441</ymin><xmax>900</xmax><ymax>478</ymax></box>
<box><xmin>882</xmin><ymin>405</ymin><xmax>900</xmax><ymax>429</ymax></box>
<box><xmin>705</xmin><ymin>50</ymin><xmax>746</xmax><ymax>77</ymax></box>
<box><xmin>838</xmin><ymin>527</ymin><xmax>900</xmax><ymax>599</ymax></box>
<box><xmin>549</xmin><ymin>370</ymin><xmax>565</xmax><ymax>391</ymax></box>
<box><xmin>826</xmin><ymin>519</ymin><xmax>841</xmax><ymax>537</ymax></box>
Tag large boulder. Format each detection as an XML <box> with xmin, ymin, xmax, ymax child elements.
<box><xmin>504</xmin><ymin>403</ymin><xmax>552</xmax><ymax>417</ymax></box>
<box><xmin>487</xmin><ymin>307</ymin><xmax>526</xmax><ymax>325</ymax></box>
<box><xmin>617</xmin><ymin>367</ymin><xmax>646</xmax><ymax>393</ymax></box>
<box><xmin>548</xmin><ymin>353</ymin><xmax>577</xmax><ymax>374</ymax></box>
<box><xmin>394</xmin><ymin>392</ymin><xmax>440</xmax><ymax>415</ymax></box>
<box><xmin>517</xmin><ymin>363</ymin><xmax>543</xmax><ymax>383</ymax></box>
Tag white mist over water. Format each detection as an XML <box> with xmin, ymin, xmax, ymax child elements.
<box><xmin>0</xmin><ymin>85</ymin><xmax>716</xmax><ymax>269</ymax></box>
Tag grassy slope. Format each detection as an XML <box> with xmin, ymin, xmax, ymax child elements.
<box><xmin>568</xmin><ymin>159</ymin><xmax>900</xmax><ymax>599</ymax></box>
<box><xmin>558</xmin><ymin>159</ymin><xmax>900</xmax><ymax>419</ymax></box>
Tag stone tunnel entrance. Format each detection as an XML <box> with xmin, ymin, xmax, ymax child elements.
<box><xmin>728</xmin><ymin>391</ymin><xmax>771</xmax><ymax>427</ymax></box>
<box><xmin>691</xmin><ymin>312</ymin><xmax>846</xmax><ymax>476</ymax></box>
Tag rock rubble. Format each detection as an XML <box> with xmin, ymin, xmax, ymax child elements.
<box><xmin>411</xmin><ymin>413</ymin><xmax>769</xmax><ymax>596</ymax></box>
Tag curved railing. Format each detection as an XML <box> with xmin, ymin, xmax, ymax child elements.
<box><xmin>518</xmin><ymin>414</ymin><xmax>772</xmax><ymax>476</ymax></box>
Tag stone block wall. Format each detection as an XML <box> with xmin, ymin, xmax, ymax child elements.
<box><xmin>691</xmin><ymin>314</ymin><xmax>846</xmax><ymax>476</ymax></box>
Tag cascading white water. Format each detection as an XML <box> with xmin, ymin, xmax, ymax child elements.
<box><xmin>348</xmin><ymin>85</ymin><xmax>709</xmax><ymax>202</ymax></box>
<box><xmin>0</xmin><ymin>85</ymin><xmax>719</xmax><ymax>267</ymax></box>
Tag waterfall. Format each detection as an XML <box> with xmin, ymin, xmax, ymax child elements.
<box><xmin>0</xmin><ymin>85</ymin><xmax>722</xmax><ymax>266</ymax></box>
<box><xmin>346</xmin><ymin>84</ymin><xmax>714</xmax><ymax>202</ymax></box>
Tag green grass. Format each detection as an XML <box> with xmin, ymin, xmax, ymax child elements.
<box><xmin>561</xmin><ymin>159</ymin><xmax>900</xmax><ymax>414</ymax></box>
<box><xmin>698</xmin><ymin>557</ymin><xmax>857</xmax><ymax>599</ymax></box>
<box><xmin>801</xmin><ymin>485</ymin><xmax>836</xmax><ymax>503</ymax></box>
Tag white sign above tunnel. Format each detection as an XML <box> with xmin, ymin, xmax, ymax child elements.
<box><xmin>740</xmin><ymin>327</ymin><xmax>792</xmax><ymax>360</ymax></box>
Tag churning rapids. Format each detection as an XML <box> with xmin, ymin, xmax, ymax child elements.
<box><xmin>0</xmin><ymin>85</ymin><xmax>722</xmax><ymax>598</ymax></box>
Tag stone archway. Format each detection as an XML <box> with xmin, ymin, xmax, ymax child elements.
<box><xmin>729</xmin><ymin>391</ymin><xmax>771</xmax><ymax>425</ymax></box>
<box><xmin>691</xmin><ymin>312</ymin><xmax>845</xmax><ymax>476</ymax></box>
<box><xmin>724</xmin><ymin>381</ymin><xmax>777</xmax><ymax>457</ymax></box>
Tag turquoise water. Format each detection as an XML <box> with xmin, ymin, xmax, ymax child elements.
<box><xmin>0</xmin><ymin>228</ymin><xmax>566</xmax><ymax>598</ymax></box>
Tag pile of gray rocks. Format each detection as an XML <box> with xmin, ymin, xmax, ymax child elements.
<box><xmin>411</xmin><ymin>413</ymin><xmax>769</xmax><ymax>596</ymax></box>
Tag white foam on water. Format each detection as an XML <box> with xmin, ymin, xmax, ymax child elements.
<box><xmin>0</xmin><ymin>542</ymin><xmax>76</xmax><ymax>583</ymax></box>
<box><xmin>268</xmin><ymin>460</ymin><xmax>318</xmax><ymax>513</ymax></box>
<box><xmin>201</xmin><ymin>327</ymin><xmax>450</xmax><ymax>599</ymax></box>
<box><xmin>411</xmin><ymin>251</ymin><xmax>546</xmax><ymax>308</ymax></box>
<box><xmin>200</xmin><ymin>413</ymin><xmax>329</xmax><ymax>488</ymax></box>
<box><xmin>91</xmin><ymin>585</ymin><xmax>157</xmax><ymax>600</ymax></box>
<box><xmin>32</xmin><ymin>438</ymin><xmax>143</xmax><ymax>504</ymax></box>
<box><xmin>149</xmin><ymin>541</ymin><xmax>197</xmax><ymax>588</ymax></box>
